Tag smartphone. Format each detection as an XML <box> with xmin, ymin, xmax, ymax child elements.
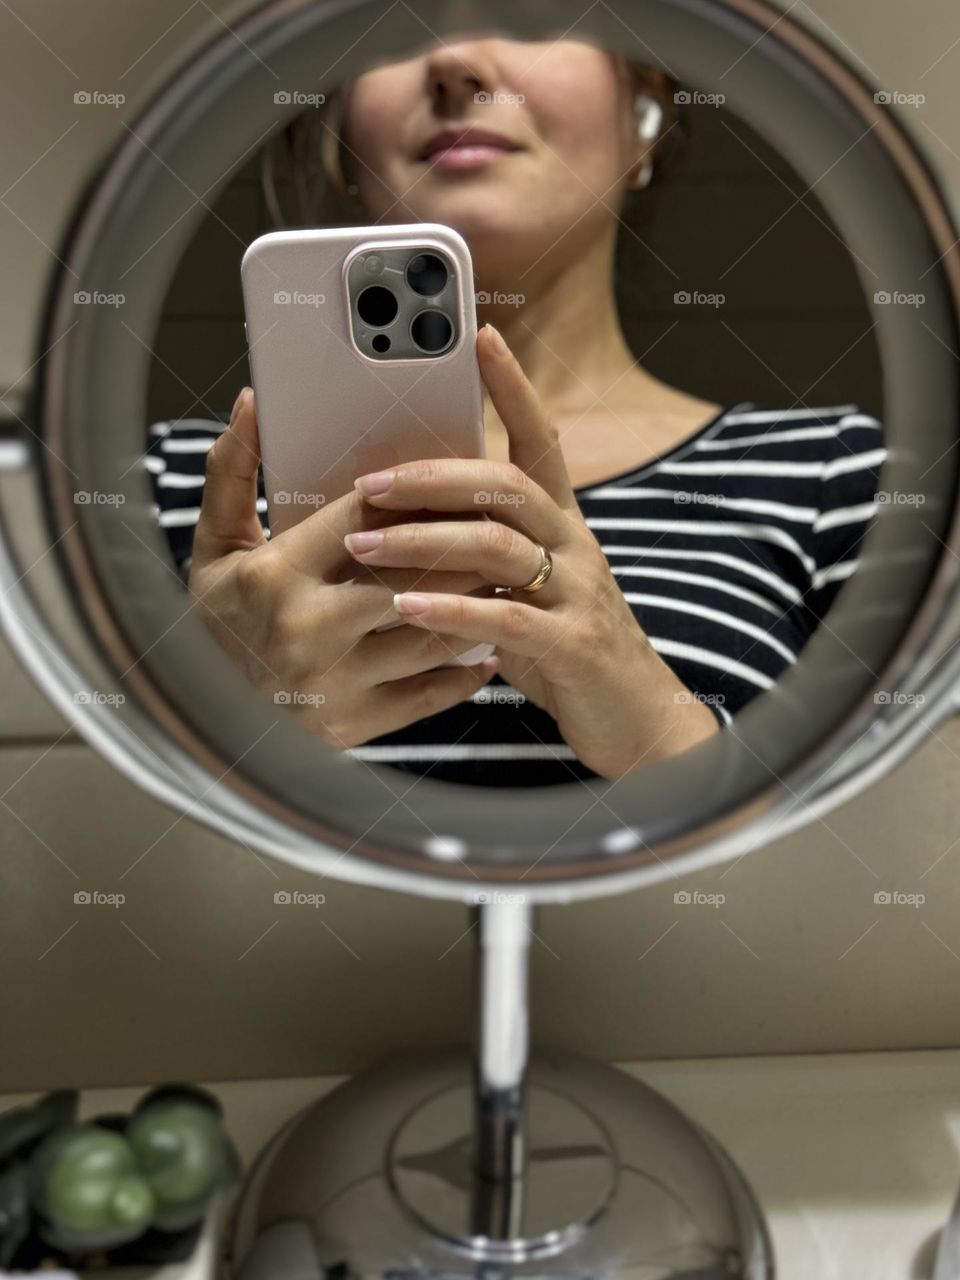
<box><xmin>241</xmin><ymin>222</ymin><xmax>493</xmax><ymax>668</ymax></box>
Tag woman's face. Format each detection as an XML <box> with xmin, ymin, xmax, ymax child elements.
<box><xmin>342</xmin><ymin>38</ymin><xmax>641</xmax><ymax>258</ymax></box>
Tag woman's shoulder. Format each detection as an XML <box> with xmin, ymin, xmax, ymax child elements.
<box><xmin>709</xmin><ymin>401</ymin><xmax>886</xmax><ymax>477</ymax></box>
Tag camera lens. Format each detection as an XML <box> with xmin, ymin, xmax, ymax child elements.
<box><xmin>405</xmin><ymin>253</ymin><xmax>448</xmax><ymax>297</ymax></box>
<box><xmin>411</xmin><ymin>309</ymin><xmax>454</xmax><ymax>354</ymax></box>
<box><xmin>356</xmin><ymin>285</ymin><xmax>398</xmax><ymax>327</ymax></box>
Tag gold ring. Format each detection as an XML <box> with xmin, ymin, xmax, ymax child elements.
<box><xmin>518</xmin><ymin>543</ymin><xmax>553</xmax><ymax>593</ymax></box>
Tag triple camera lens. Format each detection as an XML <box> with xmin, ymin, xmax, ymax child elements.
<box><xmin>354</xmin><ymin>251</ymin><xmax>453</xmax><ymax>355</ymax></box>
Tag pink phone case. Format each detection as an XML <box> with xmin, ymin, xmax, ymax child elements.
<box><xmin>241</xmin><ymin>223</ymin><xmax>494</xmax><ymax>669</ymax></box>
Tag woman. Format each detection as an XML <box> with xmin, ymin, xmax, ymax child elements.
<box><xmin>149</xmin><ymin>37</ymin><xmax>886</xmax><ymax>786</ymax></box>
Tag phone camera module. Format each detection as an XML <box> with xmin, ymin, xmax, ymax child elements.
<box><xmin>356</xmin><ymin>285</ymin><xmax>398</xmax><ymax>327</ymax></box>
<box><xmin>405</xmin><ymin>253</ymin><xmax>448</xmax><ymax>297</ymax></box>
<box><xmin>411</xmin><ymin>309</ymin><xmax>454</xmax><ymax>354</ymax></box>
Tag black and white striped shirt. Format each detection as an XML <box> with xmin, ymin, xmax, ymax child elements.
<box><xmin>147</xmin><ymin>401</ymin><xmax>886</xmax><ymax>787</ymax></box>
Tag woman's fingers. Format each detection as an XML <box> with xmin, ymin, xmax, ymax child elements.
<box><xmin>338</xmin><ymin>567</ymin><xmax>492</xmax><ymax>629</ymax></box>
<box><xmin>192</xmin><ymin>388</ymin><xmax>267</xmax><ymax>568</ymax></box>
<box><xmin>354</xmin><ymin>622</ymin><xmax>493</xmax><ymax>683</ymax></box>
<box><xmin>476</xmin><ymin>324</ymin><xmax>578</xmax><ymax>512</ymax></box>
<box><xmin>352</xmin><ymin>459</ymin><xmax>568</xmax><ymax>547</ymax></box>
<box><xmin>371</xmin><ymin>657</ymin><xmax>501</xmax><ymax>738</ymax></box>
<box><xmin>392</xmin><ymin>590</ymin><xmax>553</xmax><ymax>661</ymax></box>
<box><xmin>345</xmin><ymin>519</ymin><xmax>545</xmax><ymax>589</ymax></box>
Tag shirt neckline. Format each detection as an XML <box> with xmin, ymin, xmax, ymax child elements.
<box><xmin>571</xmin><ymin>400</ymin><xmax>752</xmax><ymax>495</ymax></box>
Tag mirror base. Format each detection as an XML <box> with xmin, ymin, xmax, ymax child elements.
<box><xmin>230</xmin><ymin>1048</ymin><xmax>774</xmax><ymax>1278</ymax></box>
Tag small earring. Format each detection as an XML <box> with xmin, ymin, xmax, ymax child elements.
<box><xmin>633</xmin><ymin>159</ymin><xmax>654</xmax><ymax>190</ymax></box>
<box><xmin>346</xmin><ymin>182</ymin><xmax>359</xmax><ymax>197</ymax></box>
<box><xmin>632</xmin><ymin>93</ymin><xmax>661</xmax><ymax>191</ymax></box>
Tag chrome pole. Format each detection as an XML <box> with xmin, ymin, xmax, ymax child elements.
<box><xmin>471</xmin><ymin>895</ymin><xmax>532</xmax><ymax>1240</ymax></box>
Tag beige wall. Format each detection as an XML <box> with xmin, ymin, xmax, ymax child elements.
<box><xmin>0</xmin><ymin>0</ymin><xmax>958</xmax><ymax>1092</ymax></box>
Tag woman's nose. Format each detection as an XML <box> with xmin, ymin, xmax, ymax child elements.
<box><xmin>424</xmin><ymin>43</ymin><xmax>497</xmax><ymax>114</ymax></box>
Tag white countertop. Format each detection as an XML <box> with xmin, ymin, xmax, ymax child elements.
<box><xmin>4</xmin><ymin>1048</ymin><xmax>959</xmax><ymax>1279</ymax></box>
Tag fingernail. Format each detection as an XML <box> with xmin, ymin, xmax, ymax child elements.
<box><xmin>484</xmin><ymin>323</ymin><xmax>508</xmax><ymax>356</ymax></box>
<box><xmin>344</xmin><ymin>530</ymin><xmax>384</xmax><ymax>554</ymax></box>
<box><xmin>394</xmin><ymin>592</ymin><xmax>431</xmax><ymax>616</ymax></box>
<box><xmin>230</xmin><ymin>387</ymin><xmax>248</xmax><ymax>424</ymax></box>
<box><xmin>355</xmin><ymin>469</ymin><xmax>396</xmax><ymax>497</ymax></box>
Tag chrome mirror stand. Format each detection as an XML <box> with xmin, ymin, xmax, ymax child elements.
<box><xmin>230</xmin><ymin>897</ymin><xmax>774</xmax><ymax>1278</ymax></box>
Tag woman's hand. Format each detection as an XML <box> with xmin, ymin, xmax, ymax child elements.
<box><xmin>186</xmin><ymin>388</ymin><xmax>499</xmax><ymax>748</ymax></box>
<box><xmin>343</xmin><ymin>324</ymin><xmax>719</xmax><ymax>778</ymax></box>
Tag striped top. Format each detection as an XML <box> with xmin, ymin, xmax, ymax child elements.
<box><xmin>147</xmin><ymin>401</ymin><xmax>886</xmax><ymax>787</ymax></box>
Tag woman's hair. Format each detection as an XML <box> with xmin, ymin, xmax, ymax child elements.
<box><xmin>259</xmin><ymin>58</ymin><xmax>683</xmax><ymax>230</ymax></box>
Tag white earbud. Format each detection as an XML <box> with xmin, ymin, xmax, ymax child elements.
<box><xmin>634</xmin><ymin>93</ymin><xmax>663</xmax><ymax>143</ymax></box>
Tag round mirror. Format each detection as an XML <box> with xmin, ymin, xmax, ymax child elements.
<box><xmin>2</xmin><ymin>0</ymin><xmax>959</xmax><ymax>911</ymax></box>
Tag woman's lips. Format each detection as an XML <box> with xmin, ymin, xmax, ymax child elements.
<box><xmin>418</xmin><ymin>129</ymin><xmax>522</xmax><ymax>173</ymax></box>
<box><xmin>426</xmin><ymin>142</ymin><xmax>518</xmax><ymax>171</ymax></box>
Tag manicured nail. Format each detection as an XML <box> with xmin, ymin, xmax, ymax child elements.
<box><xmin>344</xmin><ymin>530</ymin><xmax>384</xmax><ymax>554</ymax></box>
<box><xmin>484</xmin><ymin>323</ymin><xmax>508</xmax><ymax>357</ymax></box>
<box><xmin>393</xmin><ymin>592</ymin><xmax>431</xmax><ymax>616</ymax></box>
<box><xmin>355</xmin><ymin>469</ymin><xmax>396</xmax><ymax>497</ymax></box>
<box><xmin>230</xmin><ymin>387</ymin><xmax>248</xmax><ymax>424</ymax></box>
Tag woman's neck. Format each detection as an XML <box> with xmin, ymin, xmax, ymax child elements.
<box><xmin>472</xmin><ymin>228</ymin><xmax>721</xmax><ymax>483</ymax></box>
<box><xmin>474</xmin><ymin>229</ymin><xmax>639</xmax><ymax>415</ymax></box>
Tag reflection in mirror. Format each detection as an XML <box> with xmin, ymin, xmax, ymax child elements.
<box><xmin>146</xmin><ymin>35</ymin><xmax>886</xmax><ymax>789</ymax></box>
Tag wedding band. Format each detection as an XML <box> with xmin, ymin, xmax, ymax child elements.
<box><xmin>518</xmin><ymin>543</ymin><xmax>553</xmax><ymax>593</ymax></box>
